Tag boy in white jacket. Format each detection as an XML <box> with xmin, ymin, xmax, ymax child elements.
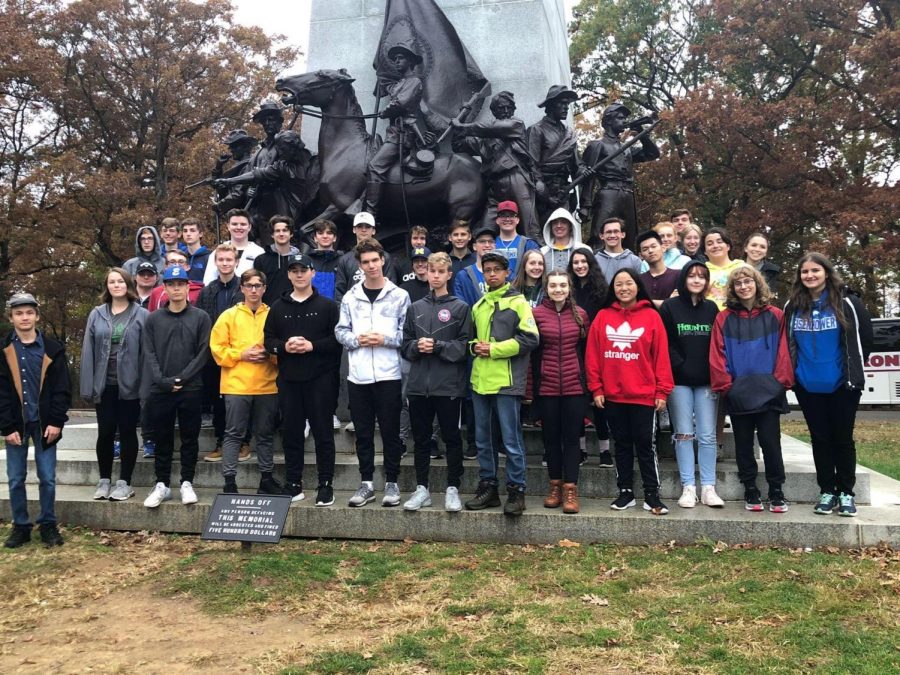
<box><xmin>335</xmin><ymin>239</ymin><xmax>410</xmax><ymax>508</ymax></box>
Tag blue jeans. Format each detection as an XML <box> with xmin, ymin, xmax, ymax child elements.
<box><xmin>5</xmin><ymin>422</ymin><xmax>57</xmax><ymax>526</ymax></box>
<box><xmin>472</xmin><ymin>392</ymin><xmax>526</xmax><ymax>490</ymax></box>
<box><xmin>668</xmin><ymin>385</ymin><xmax>718</xmax><ymax>487</ymax></box>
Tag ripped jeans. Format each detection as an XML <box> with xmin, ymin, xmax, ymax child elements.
<box><xmin>668</xmin><ymin>385</ymin><xmax>718</xmax><ymax>487</ymax></box>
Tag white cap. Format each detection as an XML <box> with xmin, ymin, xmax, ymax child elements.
<box><xmin>353</xmin><ymin>212</ymin><xmax>376</xmax><ymax>228</ymax></box>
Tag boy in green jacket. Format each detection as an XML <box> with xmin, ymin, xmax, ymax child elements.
<box><xmin>464</xmin><ymin>253</ymin><xmax>539</xmax><ymax>516</ymax></box>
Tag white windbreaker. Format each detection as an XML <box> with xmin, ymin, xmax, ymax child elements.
<box><xmin>335</xmin><ymin>279</ymin><xmax>410</xmax><ymax>384</ymax></box>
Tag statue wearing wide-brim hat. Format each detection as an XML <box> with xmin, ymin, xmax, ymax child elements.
<box><xmin>222</xmin><ymin>129</ymin><xmax>259</xmax><ymax>148</ymax></box>
<box><xmin>251</xmin><ymin>101</ymin><xmax>285</xmax><ymax>123</ymax></box>
<box><xmin>601</xmin><ymin>101</ymin><xmax>632</xmax><ymax>120</ymax></box>
<box><xmin>386</xmin><ymin>40</ymin><xmax>423</xmax><ymax>65</ymax></box>
<box><xmin>537</xmin><ymin>85</ymin><xmax>579</xmax><ymax>108</ymax></box>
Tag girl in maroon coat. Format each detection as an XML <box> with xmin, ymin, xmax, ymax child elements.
<box><xmin>532</xmin><ymin>271</ymin><xmax>590</xmax><ymax>513</ymax></box>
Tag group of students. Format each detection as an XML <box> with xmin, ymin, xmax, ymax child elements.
<box><xmin>1</xmin><ymin>202</ymin><xmax>874</xmax><ymax>548</ymax></box>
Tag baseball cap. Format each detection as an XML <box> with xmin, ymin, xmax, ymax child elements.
<box><xmin>162</xmin><ymin>266</ymin><xmax>188</xmax><ymax>282</ymax></box>
<box><xmin>7</xmin><ymin>292</ymin><xmax>38</xmax><ymax>309</ymax></box>
<box><xmin>472</xmin><ymin>225</ymin><xmax>497</xmax><ymax>241</ymax></box>
<box><xmin>136</xmin><ymin>261</ymin><xmax>159</xmax><ymax>275</ymax></box>
<box><xmin>286</xmin><ymin>253</ymin><xmax>314</xmax><ymax>270</ymax></box>
<box><xmin>353</xmin><ymin>212</ymin><xmax>376</xmax><ymax>228</ymax></box>
<box><xmin>410</xmin><ymin>247</ymin><xmax>431</xmax><ymax>261</ymax></box>
<box><xmin>496</xmin><ymin>201</ymin><xmax>519</xmax><ymax>215</ymax></box>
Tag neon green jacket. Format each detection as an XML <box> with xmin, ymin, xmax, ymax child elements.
<box><xmin>470</xmin><ymin>283</ymin><xmax>539</xmax><ymax>396</ymax></box>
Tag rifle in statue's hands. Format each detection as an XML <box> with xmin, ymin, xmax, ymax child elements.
<box><xmin>438</xmin><ymin>82</ymin><xmax>492</xmax><ymax>145</ymax></box>
<box><xmin>185</xmin><ymin>176</ymin><xmax>217</xmax><ymax>190</ymax></box>
<box><xmin>564</xmin><ymin>115</ymin><xmax>660</xmax><ymax>193</ymax></box>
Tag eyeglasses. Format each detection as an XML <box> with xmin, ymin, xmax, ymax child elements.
<box><xmin>497</xmin><ymin>214</ymin><xmax>518</xmax><ymax>220</ymax></box>
<box><xmin>733</xmin><ymin>278</ymin><xmax>756</xmax><ymax>288</ymax></box>
<box><xmin>242</xmin><ymin>283</ymin><xmax>264</xmax><ymax>290</ymax></box>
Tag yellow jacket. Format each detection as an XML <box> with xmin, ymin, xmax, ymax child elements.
<box><xmin>210</xmin><ymin>303</ymin><xmax>277</xmax><ymax>395</ymax></box>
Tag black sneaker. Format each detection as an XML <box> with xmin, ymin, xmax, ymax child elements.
<box><xmin>4</xmin><ymin>525</ymin><xmax>31</xmax><ymax>549</ymax></box>
<box><xmin>430</xmin><ymin>449</ymin><xmax>444</xmax><ymax>460</ymax></box>
<box><xmin>283</xmin><ymin>480</ymin><xmax>305</xmax><ymax>503</ymax></box>
<box><xmin>579</xmin><ymin>451</ymin><xmax>587</xmax><ymax>466</ymax></box>
<box><xmin>315</xmin><ymin>482</ymin><xmax>335</xmax><ymax>507</ymax></box>
<box><xmin>643</xmin><ymin>491</ymin><xmax>669</xmax><ymax>515</ymax></box>
<box><xmin>38</xmin><ymin>524</ymin><xmax>64</xmax><ymax>547</ymax></box>
<box><xmin>464</xmin><ymin>480</ymin><xmax>501</xmax><ymax>510</ymax></box>
<box><xmin>610</xmin><ymin>489</ymin><xmax>636</xmax><ymax>510</ymax></box>
<box><xmin>258</xmin><ymin>475</ymin><xmax>284</xmax><ymax>496</ymax></box>
<box><xmin>223</xmin><ymin>478</ymin><xmax>239</xmax><ymax>494</ymax></box>
<box><xmin>598</xmin><ymin>451</ymin><xmax>614</xmax><ymax>468</ymax></box>
<box><xmin>503</xmin><ymin>487</ymin><xmax>526</xmax><ymax>517</ymax></box>
<box><xmin>463</xmin><ymin>445</ymin><xmax>478</xmax><ymax>460</ymax></box>
<box><xmin>744</xmin><ymin>486</ymin><xmax>764</xmax><ymax>512</ymax></box>
<box><xmin>768</xmin><ymin>489</ymin><xmax>789</xmax><ymax>514</ymax></box>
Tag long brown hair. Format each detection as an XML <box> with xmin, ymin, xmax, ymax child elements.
<box><xmin>512</xmin><ymin>249</ymin><xmax>545</xmax><ymax>291</ymax></box>
<box><xmin>786</xmin><ymin>252</ymin><xmax>848</xmax><ymax>328</ymax></box>
<box><xmin>725</xmin><ymin>265</ymin><xmax>771</xmax><ymax>310</ymax></box>
<box><xmin>544</xmin><ymin>270</ymin><xmax>586</xmax><ymax>337</ymax></box>
<box><xmin>99</xmin><ymin>267</ymin><xmax>138</xmax><ymax>305</ymax></box>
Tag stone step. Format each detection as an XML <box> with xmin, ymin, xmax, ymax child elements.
<box><xmin>3</xmin><ymin>450</ymin><xmax>865</xmax><ymax>504</ymax></box>
<box><xmin>56</xmin><ymin>422</ymin><xmax>751</xmax><ymax>460</ymax></box>
<box><xmin>1</xmin><ymin>484</ymin><xmax>896</xmax><ymax>549</ymax></box>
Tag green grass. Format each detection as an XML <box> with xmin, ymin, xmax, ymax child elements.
<box><xmin>783</xmin><ymin>419</ymin><xmax>900</xmax><ymax>480</ymax></box>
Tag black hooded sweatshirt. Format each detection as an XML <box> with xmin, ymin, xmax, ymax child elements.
<box><xmin>263</xmin><ymin>288</ymin><xmax>342</xmax><ymax>382</ymax></box>
<box><xmin>658</xmin><ymin>260</ymin><xmax>720</xmax><ymax>386</ymax></box>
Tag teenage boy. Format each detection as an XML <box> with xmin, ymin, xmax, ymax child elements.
<box><xmin>264</xmin><ymin>254</ymin><xmax>342</xmax><ymax>505</ymax></box>
<box><xmin>123</xmin><ymin>225</ymin><xmax>165</xmax><ymax>277</ymax></box>
<box><xmin>670</xmin><ymin>209</ymin><xmax>693</xmax><ymax>236</ymax></box>
<box><xmin>141</xmin><ymin>266</ymin><xmax>212</xmax><ymax>508</ymax></box>
<box><xmin>452</xmin><ymin>225</ymin><xmax>497</xmax><ymax>306</ymax></box>
<box><xmin>396</xmin><ymin>225</ymin><xmax>430</xmax><ymax>284</ymax></box>
<box><xmin>148</xmin><ymin>249</ymin><xmax>203</xmax><ymax>310</ymax></box>
<box><xmin>594</xmin><ymin>217</ymin><xmax>642</xmax><ymax>284</ymax></box>
<box><xmin>334</xmin><ymin>212</ymin><xmax>398</xmax><ymax>301</ymax></box>
<box><xmin>158</xmin><ymin>217</ymin><xmax>187</xmax><ymax>256</ymax></box>
<box><xmin>335</xmin><ymin>239</ymin><xmax>410</xmax><ymax>507</ymax></box>
<box><xmin>1</xmin><ymin>293</ymin><xmax>71</xmax><ymax>548</ymax></box>
<box><xmin>400</xmin><ymin>247</ymin><xmax>431</xmax><ymax>303</ymax></box>
<box><xmin>254</xmin><ymin>214</ymin><xmax>300</xmax><ymax>306</ymax></box>
<box><xmin>180</xmin><ymin>217</ymin><xmax>211</xmax><ymax>282</ymax></box>
<box><xmin>640</xmin><ymin>222</ymin><xmax>691</xmax><ymax>272</ymax></box>
<box><xmin>400</xmin><ymin>252</ymin><xmax>472</xmax><ymax>512</ymax></box>
<box><xmin>637</xmin><ymin>230</ymin><xmax>681</xmax><ymax>307</ymax></box>
<box><xmin>540</xmin><ymin>207</ymin><xmax>591</xmax><ymax>272</ymax></box>
<box><xmin>493</xmin><ymin>201</ymin><xmax>538</xmax><ymax>275</ymax></box>
<box><xmin>134</xmin><ymin>261</ymin><xmax>159</xmax><ymax>309</ymax></box>
<box><xmin>197</xmin><ymin>244</ymin><xmax>243</xmax><ymax>461</ymax></box>
<box><xmin>308</xmin><ymin>219</ymin><xmax>344</xmax><ymax>301</ymax></box>
<box><xmin>210</xmin><ymin>269</ymin><xmax>280</xmax><ymax>495</ymax></box>
<box><xmin>447</xmin><ymin>219</ymin><xmax>475</xmax><ymax>277</ymax></box>
<box><xmin>203</xmin><ymin>209</ymin><xmax>265</xmax><ymax>285</ymax></box>
<box><xmin>465</xmin><ymin>252</ymin><xmax>539</xmax><ymax>516</ymax></box>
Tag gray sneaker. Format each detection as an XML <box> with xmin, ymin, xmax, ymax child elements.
<box><xmin>403</xmin><ymin>485</ymin><xmax>432</xmax><ymax>511</ymax></box>
<box><xmin>108</xmin><ymin>480</ymin><xmax>134</xmax><ymax>501</ymax></box>
<box><xmin>445</xmin><ymin>486</ymin><xmax>462</xmax><ymax>512</ymax></box>
<box><xmin>348</xmin><ymin>483</ymin><xmax>375</xmax><ymax>507</ymax></box>
<box><xmin>93</xmin><ymin>478</ymin><xmax>111</xmax><ymax>500</ymax></box>
<box><xmin>383</xmin><ymin>481</ymin><xmax>401</xmax><ymax>507</ymax></box>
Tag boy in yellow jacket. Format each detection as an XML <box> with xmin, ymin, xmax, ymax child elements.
<box><xmin>209</xmin><ymin>268</ymin><xmax>280</xmax><ymax>494</ymax></box>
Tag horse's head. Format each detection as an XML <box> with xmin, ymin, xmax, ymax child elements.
<box><xmin>275</xmin><ymin>69</ymin><xmax>356</xmax><ymax>108</ymax></box>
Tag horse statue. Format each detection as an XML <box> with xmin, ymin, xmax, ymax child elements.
<box><xmin>276</xmin><ymin>69</ymin><xmax>486</xmax><ymax>249</ymax></box>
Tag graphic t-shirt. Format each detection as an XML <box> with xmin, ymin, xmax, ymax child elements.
<box><xmin>106</xmin><ymin>305</ymin><xmax>134</xmax><ymax>386</ymax></box>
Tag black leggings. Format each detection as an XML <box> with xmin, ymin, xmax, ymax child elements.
<box><xmin>540</xmin><ymin>395</ymin><xmax>586</xmax><ymax>483</ymax></box>
<box><xmin>95</xmin><ymin>386</ymin><xmax>141</xmax><ymax>483</ymax></box>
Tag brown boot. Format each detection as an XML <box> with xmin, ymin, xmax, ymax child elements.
<box><xmin>544</xmin><ymin>479</ymin><xmax>563</xmax><ymax>508</ymax></box>
<box><xmin>562</xmin><ymin>483</ymin><xmax>580</xmax><ymax>514</ymax></box>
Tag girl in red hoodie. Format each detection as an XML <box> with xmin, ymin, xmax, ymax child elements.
<box><xmin>586</xmin><ymin>269</ymin><xmax>674</xmax><ymax>514</ymax></box>
<box><xmin>533</xmin><ymin>271</ymin><xmax>590</xmax><ymax>514</ymax></box>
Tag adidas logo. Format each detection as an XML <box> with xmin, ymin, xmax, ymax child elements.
<box><xmin>606</xmin><ymin>321</ymin><xmax>644</xmax><ymax>351</ymax></box>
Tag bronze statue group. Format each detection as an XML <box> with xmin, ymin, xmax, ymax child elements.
<box><xmin>1</xmin><ymin>198</ymin><xmax>874</xmax><ymax>547</ymax></box>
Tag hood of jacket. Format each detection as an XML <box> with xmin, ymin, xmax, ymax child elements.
<box><xmin>596</xmin><ymin>247</ymin><xmax>637</xmax><ymax>261</ymax></box>
<box><xmin>134</xmin><ymin>226</ymin><xmax>163</xmax><ymax>261</ymax></box>
<box><xmin>542</xmin><ymin>208</ymin><xmax>583</xmax><ymax>249</ymax></box>
<box><xmin>674</xmin><ymin>259</ymin><xmax>711</xmax><ymax>304</ymax></box>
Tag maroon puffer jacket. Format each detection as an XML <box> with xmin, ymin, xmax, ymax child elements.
<box><xmin>533</xmin><ymin>297</ymin><xmax>590</xmax><ymax>397</ymax></box>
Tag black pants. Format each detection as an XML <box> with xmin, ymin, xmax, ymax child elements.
<box><xmin>730</xmin><ymin>409</ymin><xmax>785</xmax><ymax>493</ymax></box>
<box><xmin>409</xmin><ymin>395</ymin><xmax>463</xmax><ymax>488</ymax></box>
<box><xmin>348</xmin><ymin>379</ymin><xmax>403</xmax><ymax>483</ymax></box>
<box><xmin>147</xmin><ymin>389</ymin><xmax>203</xmax><ymax>485</ymax></box>
<box><xmin>280</xmin><ymin>373</ymin><xmax>338</xmax><ymax>485</ymax></box>
<box><xmin>541</xmin><ymin>395</ymin><xmax>586</xmax><ymax>483</ymax></box>
<box><xmin>605</xmin><ymin>401</ymin><xmax>659</xmax><ymax>492</ymax></box>
<box><xmin>202</xmin><ymin>358</ymin><xmax>225</xmax><ymax>444</ymax></box>
<box><xmin>95</xmin><ymin>386</ymin><xmax>141</xmax><ymax>483</ymax></box>
<box><xmin>795</xmin><ymin>386</ymin><xmax>861</xmax><ymax>496</ymax></box>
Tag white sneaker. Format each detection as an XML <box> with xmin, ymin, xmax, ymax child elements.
<box><xmin>144</xmin><ymin>482</ymin><xmax>172</xmax><ymax>508</ymax></box>
<box><xmin>344</xmin><ymin>421</ymin><xmax>355</xmax><ymax>432</ymax></box>
<box><xmin>445</xmin><ymin>486</ymin><xmax>462</xmax><ymax>512</ymax></box>
<box><xmin>701</xmin><ymin>485</ymin><xmax>725</xmax><ymax>507</ymax></box>
<box><xmin>93</xmin><ymin>478</ymin><xmax>111</xmax><ymax>500</ymax></box>
<box><xmin>180</xmin><ymin>481</ymin><xmax>198</xmax><ymax>505</ymax></box>
<box><xmin>333</xmin><ymin>415</ymin><xmax>341</xmax><ymax>430</ymax></box>
<box><xmin>305</xmin><ymin>421</ymin><xmax>310</xmax><ymax>439</ymax></box>
<box><xmin>108</xmin><ymin>480</ymin><xmax>134</xmax><ymax>501</ymax></box>
<box><xmin>677</xmin><ymin>485</ymin><xmax>698</xmax><ymax>508</ymax></box>
<box><xmin>403</xmin><ymin>485</ymin><xmax>432</xmax><ymax>511</ymax></box>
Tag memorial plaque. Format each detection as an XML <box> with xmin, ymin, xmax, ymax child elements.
<box><xmin>202</xmin><ymin>494</ymin><xmax>292</xmax><ymax>544</ymax></box>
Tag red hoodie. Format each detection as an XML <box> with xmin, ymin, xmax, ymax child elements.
<box><xmin>147</xmin><ymin>281</ymin><xmax>204</xmax><ymax>311</ymax></box>
<box><xmin>585</xmin><ymin>299</ymin><xmax>674</xmax><ymax>407</ymax></box>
